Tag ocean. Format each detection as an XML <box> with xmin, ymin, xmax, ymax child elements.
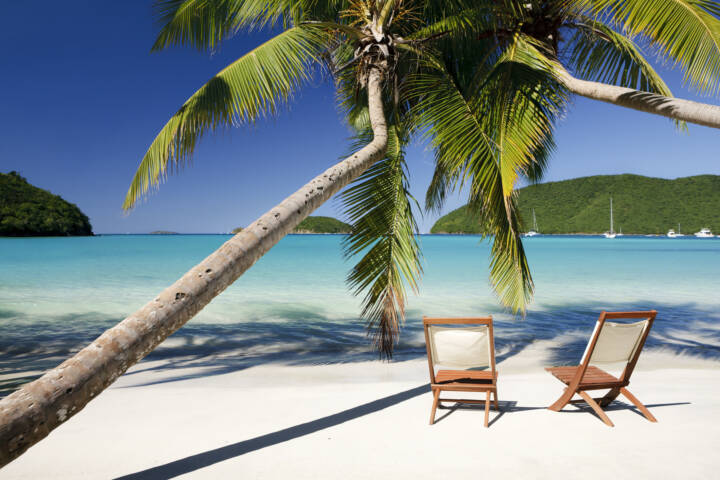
<box><xmin>1</xmin><ymin>234</ymin><xmax>719</xmax><ymax>394</ymax></box>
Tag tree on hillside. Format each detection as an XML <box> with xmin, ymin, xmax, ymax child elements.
<box><xmin>3</xmin><ymin>0</ymin><xmax>720</xmax><ymax>466</ymax></box>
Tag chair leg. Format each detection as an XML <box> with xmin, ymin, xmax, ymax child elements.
<box><xmin>578</xmin><ymin>390</ymin><xmax>614</xmax><ymax>427</ymax></box>
<box><xmin>599</xmin><ymin>387</ymin><xmax>621</xmax><ymax>407</ymax></box>
<box><xmin>492</xmin><ymin>388</ymin><xmax>499</xmax><ymax>410</ymax></box>
<box><xmin>620</xmin><ymin>387</ymin><xmax>658</xmax><ymax>423</ymax></box>
<box><xmin>484</xmin><ymin>391</ymin><xmax>491</xmax><ymax>428</ymax></box>
<box><xmin>548</xmin><ymin>387</ymin><xmax>574</xmax><ymax>412</ymax></box>
<box><xmin>429</xmin><ymin>388</ymin><xmax>441</xmax><ymax>425</ymax></box>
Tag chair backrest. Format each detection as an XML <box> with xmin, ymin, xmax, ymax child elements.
<box><xmin>579</xmin><ymin>311</ymin><xmax>656</xmax><ymax>383</ymax></box>
<box><xmin>423</xmin><ymin>317</ymin><xmax>496</xmax><ymax>383</ymax></box>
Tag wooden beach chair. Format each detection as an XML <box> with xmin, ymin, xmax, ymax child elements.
<box><xmin>545</xmin><ymin>310</ymin><xmax>657</xmax><ymax>427</ymax></box>
<box><xmin>423</xmin><ymin>316</ymin><xmax>499</xmax><ymax>427</ymax></box>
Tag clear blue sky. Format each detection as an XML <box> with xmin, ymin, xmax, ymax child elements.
<box><xmin>1</xmin><ymin>1</ymin><xmax>718</xmax><ymax>233</ymax></box>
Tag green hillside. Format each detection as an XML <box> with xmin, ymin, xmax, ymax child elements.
<box><xmin>0</xmin><ymin>172</ymin><xmax>93</xmax><ymax>236</ymax></box>
<box><xmin>431</xmin><ymin>174</ymin><xmax>720</xmax><ymax>234</ymax></box>
<box><xmin>294</xmin><ymin>216</ymin><xmax>351</xmax><ymax>233</ymax></box>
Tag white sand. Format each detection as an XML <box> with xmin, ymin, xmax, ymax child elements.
<box><xmin>3</xmin><ymin>349</ymin><xmax>719</xmax><ymax>479</ymax></box>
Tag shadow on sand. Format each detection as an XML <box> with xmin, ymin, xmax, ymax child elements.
<box><xmin>115</xmin><ymin>394</ymin><xmax>691</xmax><ymax>479</ymax></box>
<box><xmin>1</xmin><ymin>300</ymin><xmax>719</xmax><ymax>397</ymax></box>
<box><xmin>114</xmin><ymin>384</ymin><xmax>429</xmax><ymax>480</ymax></box>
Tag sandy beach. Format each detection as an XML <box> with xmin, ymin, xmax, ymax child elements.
<box><xmin>3</xmin><ymin>342</ymin><xmax>718</xmax><ymax>479</ymax></box>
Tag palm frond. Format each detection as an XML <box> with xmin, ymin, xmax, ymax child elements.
<box><xmin>409</xmin><ymin>35</ymin><xmax>566</xmax><ymax>312</ymax></box>
<box><xmin>409</xmin><ymin>3</ymin><xmax>501</xmax><ymax>41</ymax></box>
<box><xmin>477</xmin><ymin>35</ymin><xmax>566</xmax><ymax>196</ymax></box>
<box><xmin>564</xmin><ymin>18</ymin><xmax>687</xmax><ymax>129</ymax></box>
<box><xmin>564</xmin><ymin>19</ymin><xmax>672</xmax><ymax>93</ymax></box>
<box><xmin>152</xmin><ymin>0</ymin><xmax>346</xmax><ymax>51</ymax></box>
<box><xmin>341</xmin><ymin>122</ymin><xmax>422</xmax><ymax>359</ymax></box>
<box><xmin>124</xmin><ymin>26</ymin><xmax>327</xmax><ymax>210</ymax></box>
<box><xmin>571</xmin><ymin>0</ymin><xmax>720</xmax><ymax>95</ymax></box>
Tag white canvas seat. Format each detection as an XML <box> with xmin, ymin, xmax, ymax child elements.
<box><xmin>423</xmin><ymin>317</ymin><xmax>498</xmax><ymax>427</ymax></box>
<box><xmin>585</xmin><ymin>320</ymin><xmax>648</xmax><ymax>364</ymax></box>
<box><xmin>427</xmin><ymin>325</ymin><xmax>491</xmax><ymax>369</ymax></box>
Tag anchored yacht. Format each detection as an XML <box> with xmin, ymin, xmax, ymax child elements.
<box><xmin>603</xmin><ymin>197</ymin><xmax>616</xmax><ymax>238</ymax></box>
<box><xmin>694</xmin><ymin>228</ymin><xmax>714</xmax><ymax>238</ymax></box>
<box><xmin>668</xmin><ymin>223</ymin><xmax>685</xmax><ymax>238</ymax></box>
<box><xmin>524</xmin><ymin>209</ymin><xmax>540</xmax><ymax>237</ymax></box>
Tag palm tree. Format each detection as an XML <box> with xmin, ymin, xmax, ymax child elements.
<box><xmin>3</xmin><ymin>0</ymin><xmax>720</xmax><ymax>466</ymax></box>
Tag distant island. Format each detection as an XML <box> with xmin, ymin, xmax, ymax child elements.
<box><xmin>294</xmin><ymin>216</ymin><xmax>351</xmax><ymax>234</ymax></box>
<box><xmin>0</xmin><ymin>171</ymin><xmax>93</xmax><ymax>236</ymax></box>
<box><xmin>229</xmin><ymin>217</ymin><xmax>351</xmax><ymax>234</ymax></box>
<box><xmin>431</xmin><ymin>174</ymin><xmax>720</xmax><ymax>235</ymax></box>
<box><xmin>150</xmin><ymin>231</ymin><xmax>178</xmax><ymax>235</ymax></box>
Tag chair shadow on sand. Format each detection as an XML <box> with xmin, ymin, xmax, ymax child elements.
<box><xmin>434</xmin><ymin>399</ymin><xmax>690</xmax><ymax>427</ymax></box>
<box><xmin>433</xmin><ymin>400</ymin><xmax>537</xmax><ymax>426</ymax></box>
<box><xmin>114</xmin><ymin>388</ymin><xmax>690</xmax><ymax>480</ymax></box>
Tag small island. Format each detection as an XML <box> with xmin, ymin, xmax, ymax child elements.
<box><xmin>229</xmin><ymin>217</ymin><xmax>350</xmax><ymax>234</ymax></box>
<box><xmin>431</xmin><ymin>174</ymin><xmax>720</xmax><ymax>234</ymax></box>
<box><xmin>0</xmin><ymin>171</ymin><xmax>93</xmax><ymax>236</ymax></box>
<box><xmin>294</xmin><ymin>216</ymin><xmax>351</xmax><ymax>234</ymax></box>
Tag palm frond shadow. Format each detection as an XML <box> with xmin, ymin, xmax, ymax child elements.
<box><xmin>615</xmin><ymin>90</ymin><xmax>694</xmax><ymax>120</ymax></box>
<box><xmin>1</xmin><ymin>300</ymin><xmax>719</xmax><ymax>396</ymax></box>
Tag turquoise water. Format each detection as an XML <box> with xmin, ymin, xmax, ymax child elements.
<box><xmin>1</xmin><ymin>235</ymin><xmax>719</xmax><ymax>391</ymax></box>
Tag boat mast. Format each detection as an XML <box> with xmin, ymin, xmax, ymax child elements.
<box><xmin>610</xmin><ymin>197</ymin><xmax>614</xmax><ymax>234</ymax></box>
<box><xmin>532</xmin><ymin>209</ymin><xmax>538</xmax><ymax>232</ymax></box>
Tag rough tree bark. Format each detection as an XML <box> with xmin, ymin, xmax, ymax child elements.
<box><xmin>558</xmin><ymin>69</ymin><xmax>720</xmax><ymax>129</ymax></box>
<box><xmin>0</xmin><ymin>67</ymin><xmax>388</xmax><ymax>468</ymax></box>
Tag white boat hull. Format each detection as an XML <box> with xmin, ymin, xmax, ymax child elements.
<box><xmin>695</xmin><ymin>228</ymin><xmax>714</xmax><ymax>238</ymax></box>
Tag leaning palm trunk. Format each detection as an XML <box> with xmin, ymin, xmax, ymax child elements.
<box><xmin>558</xmin><ymin>69</ymin><xmax>720</xmax><ymax>129</ymax></box>
<box><xmin>0</xmin><ymin>68</ymin><xmax>388</xmax><ymax>468</ymax></box>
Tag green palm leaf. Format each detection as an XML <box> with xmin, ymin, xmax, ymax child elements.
<box><xmin>123</xmin><ymin>26</ymin><xmax>327</xmax><ymax>210</ymax></box>
<box><xmin>565</xmin><ymin>19</ymin><xmax>674</xmax><ymax>95</ymax></box>
<box><xmin>571</xmin><ymin>0</ymin><xmax>720</xmax><ymax>94</ymax></box>
<box><xmin>152</xmin><ymin>0</ymin><xmax>345</xmax><ymax>51</ymax></box>
<box><xmin>564</xmin><ymin>18</ymin><xmax>688</xmax><ymax>129</ymax></box>
<box><xmin>410</xmin><ymin>35</ymin><xmax>566</xmax><ymax>312</ymax></box>
<box><xmin>341</xmin><ymin>122</ymin><xmax>422</xmax><ymax>358</ymax></box>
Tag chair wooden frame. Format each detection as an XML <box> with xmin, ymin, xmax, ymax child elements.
<box><xmin>545</xmin><ymin>310</ymin><xmax>657</xmax><ymax>427</ymax></box>
<box><xmin>423</xmin><ymin>316</ymin><xmax>498</xmax><ymax>427</ymax></box>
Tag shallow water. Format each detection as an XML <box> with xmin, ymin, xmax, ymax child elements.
<box><xmin>1</xmin><ymin>234</ymin><xmax>719</xmax><ymax>393</ymax></box>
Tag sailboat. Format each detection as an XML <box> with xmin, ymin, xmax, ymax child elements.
<box><xmin>603</xmin><ymin>197</ymin><xmax>616</xmax><ymax>238</ymax></box>
<box><xmin>524</xmin><ymin>209</ymin><xmax>540</xmax><ymax>237</ymax></box>
<box><xmin>667</xmin><ymin>223</ymin><xmax>685</xmax><ymax>238</ymax></box>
